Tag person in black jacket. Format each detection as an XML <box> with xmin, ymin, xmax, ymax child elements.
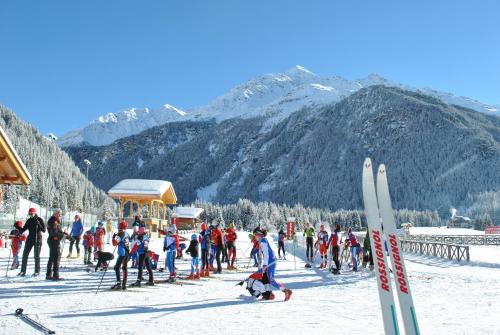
<box><xmin>46</xmin><ymin>209</ymin><xmax>66</xmax><ymax>280</ymax></box>
<box><xmin>19</xmin><ymin>208</ymin><xmax>46</xmax><ymax>277</ymax></box>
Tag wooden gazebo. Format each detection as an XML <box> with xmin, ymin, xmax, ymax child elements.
<box><xmin>108</xmin><ymin>179</ymin><xmax>177</xmax><ymax>233</ymax></box>
<box><xmin>0</xmin><ymin>126</ymin><xmax>31</xmax><ymax>201</ymax></box>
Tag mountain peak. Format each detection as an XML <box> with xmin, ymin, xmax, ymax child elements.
<box><xmin>286</xmin><ymin>65</ymin><xmax>317</xmax><ymax>77</ymax></box>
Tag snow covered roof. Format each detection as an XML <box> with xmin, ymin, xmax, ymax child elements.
<box><xmin>0</xmin><ymin>125</ymin><xmax>32</xmax><ymax>185</ymax></box>
<box><xmin>108</xmin><ymin>179</ymin><xmax>177</xmax><ymax>204</ymax></box>
<box><xmin>172</xmin><ymin>207</ymin><xmax>204</xmax><ymax>219</ymax></box>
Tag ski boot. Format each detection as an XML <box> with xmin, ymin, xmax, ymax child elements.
<box><xmin>33</xmin><ymin>272</ymin><xmax>40</xmax><ymax>277</ymax></box>
<box><xmin>145</xmin><ymin>281</ymin><xmax>154</xmax><ymax>286</ymax></box>
<box><xmin>76</xmin><ymin>252</ymin><xmax>80</xmax><ymax>258</ymax></box>
<box><xmin>283</xmin><ymin>289</ymin><xmax>293</xmax><ymax>302</ymax></box>
<box><xmin>17</xmin><ymin>271</ymin><xmax>25</xmax><ymax>277</ymax></box>
<box><xmin>167</xmin><ymin>276</ymin><xmax>176</xmax><ymax>283</ymax></box>
<box><xmin>66</xmin><ymin>253</ymin><xmax>71</xmax><ymax>259</ymax></box>
<box><xmin>111</xmin><ymin>282</ymin><xmax>122</xmax><ymax>290</ymax></box>
<box><xmin>195</xmin><ymin>271</ymin><xmax>200</xmax><ymax>280</ymax></box>
<box><xmin>130</xmin><ymin>280</ymin><xmax>141</xmax><ymax>287</ymax></box>
<box><xmin>262</xmin><ymin>291</ymin><xmax>275</xmax><ymax>301</ymax></box>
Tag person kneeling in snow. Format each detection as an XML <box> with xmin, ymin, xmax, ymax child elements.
<box><xmin>254</xmin><ymin>229</ymin><xmax>292</xmax><ymax>301</ymax></box>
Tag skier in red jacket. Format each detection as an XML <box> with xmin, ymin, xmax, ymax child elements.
<box><xmin>211</xmin><ymin>224</ymin><xmax>225</xmax><ymax>274</ymax></box>
<box><xmin>225</xmin><ymin>222</ymin><xmax>238</xmax><ymax>270</ymax></box>
<box><xmin>9</xmin><ymin>221</ymin><xmax>27</xmax><ymax>270</ymax></box>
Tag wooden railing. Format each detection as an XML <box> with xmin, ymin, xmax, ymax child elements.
<box><xmin>400</xmin><ymin>240</ymin><xmax>470</xmax><ymax>262</ymax></box>
<box><xmin>404</xmin><ymin>234</ymin><xmax>500</xmax><ymax>246</ymax></box>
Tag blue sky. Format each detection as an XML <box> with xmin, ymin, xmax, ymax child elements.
<box><xmin>1</xmin><ymin>1</ymin><xmax>499</xmax><ymax>135</ymax></box>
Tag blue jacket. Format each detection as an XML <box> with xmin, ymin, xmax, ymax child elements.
<box><xmin>136</xmin><ymin>235</ymin><xmax>149</xmax><ymax>255</ymax></box>
<box><xmin>70</xmin><ymin>220</ymin><xmax>84</xmax><ymax>237</ymax></box>
<box><xmin>116</xmin><ymin>232</ymin><xmax>130</xmax><ymax>256</ymax></box>
<box><xmin>199</xmin><ymin>230</ymin><xmax>211</xmax><ymax>250</ymax></box>
<box><xmin>259</xmin><ymin>237</ymin><xmax>276</xmax><ymax>266</ymax></box>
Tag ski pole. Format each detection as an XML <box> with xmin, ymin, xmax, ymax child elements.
<box><xmin>5</xmin><ymin>247</ymin><xmax>12</xmax><ymax>277</ymax></box>
<box><xmin>15</xmin><ymin>308</ymin><xmax>56</xmax><ymax>334</ymax></box>
<box><xmin>293</xmin><ymin>235</ymin><xmax>297</xmax><ymax>270</ymax></box>
<box><xmin>95</xmin><ymin>246</ymin><xmax>117</xmax><ymax>294</ymax></box>
<box><xmin>236</xmin><ymin>259</ymin><xmax>278</xmax><ymax>286</ymax></box>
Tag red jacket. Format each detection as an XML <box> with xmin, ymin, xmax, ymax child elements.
<box><xmin>211</xmin><ymin>228</ymin><xmax>224</xmax><ymax>247</ymax></box>
<box><xmin>83</xmin><ymin>232</ymin><xmax>94</xmax><ymax>248</ymax></box>
<box><xmin>95</xmin><ymin>227</ymin><xmax>106</xmax><ymax>247</ymax></box>
<box><xmin>9</xmin><ymin>229</ymin><xmax>26</xmax><ymax>254</ymax></box>
<box><xmin>226</xmin><ymin>228</ymin><xmax>237</xmax><ymax>243</ymax></box>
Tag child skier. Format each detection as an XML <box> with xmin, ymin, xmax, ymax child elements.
<box><xmin>226</xmin><ymin>222</ymin><xmax>238</xmax><ymax>269</ymax></box>
<box><xmin>130</xmin><ymin>227</ymin><xmax>154</xmax><ymax>286</ymax></box>
<box><xmin>185</xmin><ymin>233</ymin><xmax>200</xmax><ymax>279</ymax></box>
<box><xmin>254</xmin><ymin>228</ymin><xmax>292</xmax><ymax>301</ymax></box>
<box><xmin>163</xmin><ymin>226</ymin><xmax>178</xmax><ymax>282</ymax></box>
<box><xmin>67</xmin><ymin>214</ymin><xmax>83</xmax><ymax>259</ymax></box>
<box><xmin>82</xmin><ymin>229</ymin><xmax>94</xmax><ymax>265</ymax></box>
<box><xmin>95</xmin><ymin>221</ymin><xmax>106</xmax><ymax>255</ymax></box>
<box><xmin>94</xmin><ymin>250</ymin><xmax>114</xmax><ymax>271</ymax></box>
<box><xmin>111</xmin><ymin>221</ymin><xmax>130</xmax><ymax>290</ymax></box>
<box><xmin>199</xmin><ymin>223</ymin><xmax>211</xmax><ymax>277</ymax></box>
<box><xmin>316</xmin><ymin>224</ymin><xmax>329</xmax><ymax>269</ymax></box>
<box><xmin>277</xmin><ymin>225</ymin><xmax>286</xmax><ymax>260</ymax></box>
<box><xmin>9</xmin><ymin>221</ymin><xmax>27</xmax><ymax>270</ymax></box>
<box><xmin>249</xmin><ymin>233</ymin><xmax>261</xmax><ymax>268</ymax></box>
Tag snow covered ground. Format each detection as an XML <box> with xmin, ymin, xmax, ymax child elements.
<box><xmin>1</xmin><ymin>231</ymin><xmax>499</xmax><ymax>335</ymax></box>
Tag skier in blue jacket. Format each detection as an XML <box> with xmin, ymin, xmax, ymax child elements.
<box><xmin>67</xmin><ymin>214</ymin><xmax>84</xmax><ymax>258</ymax></box>
<box><xmin>111</xmin><ymin>221</ymin><xmax>130</xmax><ymax>290</ymax></box>
<box><xmin>254</xmin><ymin>228</ymin><xmax>292</xmax><ymax>301</ymax></box>
<box><xmin>199</xmin><ymin>223</ymin><xmax>211</xmax><ymax>277</ymax></box>
<box><xmin>163</xmin><ymin>226</ymin><xmax>178</xmax><ymax>282</ymax></box>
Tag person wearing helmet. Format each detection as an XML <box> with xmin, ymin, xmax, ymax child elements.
<box><xmin>253</xmin><ymin>228</ymin><xmax>293</xmax><ymax>301</ymax></box>
<box><xmin>316</xmin><ymin>224</ymin><xmax>329</xmax><ymax>269</ymax></box>
<box><xmin>46</xmin><ymin>209</ymin><xmax>66</xmax><ymax>280</ymax></box>
<box><xmin>9</xmin><ymin>221</ymin><xmax>27</xmax><ymax>270</ymax></box>
<box><xmin>82</xmin><ymin>228</ymin><xmax>95</xmax><ymax>265</ymax></box>
<box><xmin>163</xmin><ymin>225</ymin><xmax>179</xmax><ymax>282</ymax></box>
<box><xmin>111</xmin><ymin>221</ymin><xmax>130</xmax><ymax>290</ymax></box>
<box><xmin>129</xmin><ymin>227</ymin><xmax>154</xmax><ymax>286</ymax></box>
<box><xmin>185</xmin><ymin>233</ymin><xmax>200</xmax><ymax>279</ymax></box>
<box><xmin>226</xmin><ymin>222</ymin><xmax>238</xmax><ymax>270</ymax></box>
<box><xmin>199</xmin><ymin>223</ymin><xmax>211</xmax><ymax>277</ymax></box>
<box><xmin>18</xmin><ymin>208</ymin><xmax>45</xmax><ymax>277</ymax></box>
<box><xmin>67</xmin><ymin>214</ymin><xmax>84</xmax><ymax>259</ymax></box>
<box><xmin>95</xmin><ymin>221</ymin><xmax>106</xmax><ymax>258</ymax></box>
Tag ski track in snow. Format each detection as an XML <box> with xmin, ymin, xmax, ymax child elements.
<box><xmin>0</xmin><ymin>232</ymin><xmax>499</xmax><ymax>335</ymax></box>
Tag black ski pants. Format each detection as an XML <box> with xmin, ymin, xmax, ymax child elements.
<box><xmin>46</xmin><ymin>241</ymin><xmax>61</xmax><ymax>278</ymax></box>
<box><xmin>21</xmin><ymin>239</ymin><xmax>42</xmax><ymax>274</ymax></box>
<box><xmin>278</xmin><ymin>241</ymin><xmax>285</xmax><ymax>258</ymax></box>
<box><xmin>114</xmin><ymin>254</ymin><xmax>129</xmax><ymax>283</ymax></box>
<box><xmin>306</xmin><ymin>237</ymin><xmax>314</xmax><ymax>259</ymax></box>
<box><xmin>137</xmin><ymin>253</ymin><xmax>153</xmax><ymax>283</ymax></box>
<box><xmin>69</xmin><ymin>236</ymin><xmax>81</xmax><ymax>254</ymax></box>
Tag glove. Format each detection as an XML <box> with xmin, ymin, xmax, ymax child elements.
<box><xmin>163</xmin><ymin>246</ymin><xmax>167</xmax><ymax>252</ymax></box>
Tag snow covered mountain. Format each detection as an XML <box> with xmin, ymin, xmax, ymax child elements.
<box><xmin>64</xmin><ymin>86</ymin><xmax>500</xmax><ymax>215</ymax></box>
<box><xmin>58</xmin><ymin>66</ymin><xmax>499</xmax><ymax>147</ymax></box>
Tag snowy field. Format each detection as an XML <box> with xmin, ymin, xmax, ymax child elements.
<box><xmin>1</xmin><ymin>232</ymin><xmax>499</xmax><ymax>335</ymax></box>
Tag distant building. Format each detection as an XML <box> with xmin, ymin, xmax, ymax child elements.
<box><xmin>448</xmin><ymin>215</ymin><xmax>473</xmax><ymax>229</ymax></box>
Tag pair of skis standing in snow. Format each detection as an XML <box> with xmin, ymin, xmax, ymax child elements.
<box><xmin>363</xmin><ymin>158</ymin><xmax>420</xmax><ymax>335</ymax></box>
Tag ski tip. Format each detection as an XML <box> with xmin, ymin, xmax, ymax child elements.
<box><xmin>378</xmin><ymin>164</ymin><xmax>386</xmax><ymax>174</ymax></box>
<box><xmin>363</xmin><ymin>157</ymin><xmax>372</xmax><ymax>168</ymax></box>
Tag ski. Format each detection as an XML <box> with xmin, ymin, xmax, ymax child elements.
<box><xmin>362</xmin><ymin>158</ymin><xmax>400</xmax><ymax>335</ymax></box>
<box><xmin>15</xmin><ymin>308</ymin><xmax>56</xmax><ymax>334</ymax></box>
<box><xmin>377</xmin><ymin>164</ymin><xmax>421</xmax><ymax>335</ymax></box>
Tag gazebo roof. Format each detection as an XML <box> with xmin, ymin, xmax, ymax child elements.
<box><xmin>108</xmin><ymin>179</ymin><xmax>177</xmax><ymax>205</ymax></box>
<box><xmin>172</xmin><ymin>207</ymin><xmax>204</xmax><ymax>219</ymax></box>
<box><xmin>0</xmin><ymin>126</ymin><xmax>31</xmax><ymax>185</ymax></box>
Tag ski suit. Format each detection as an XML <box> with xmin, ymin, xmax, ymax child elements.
<box><xmin>329</xmin><ymin>230</ymin><xmax>342</xmax><ymax>271</ymax></box>
<box><xmin>20</xmin><ymin>215</ymin><xmax>45</xmax><ymax>275</ymax></box>
<box><xmin>186</xmin><ymin>239</ymin><xmax>200</xmax><ymax>275</ymax></box>
<box><xmin>348</xmin><ymin>232</ymin><xmax>361</xmax><ymax>271</ymax></box>
<box><xmin>113</xmin><ymin>231</ymin><xmax>130</xmax><ymax>286</ymax></box>
<box><xmin>130</xmin><ymin>234</ymin><xmax>153</xmax><ymax>283</ymax></box>
<box><xmin>163</xmin><ymin>234</ymin><xmax>178</xmax><ymax>277</ymax></box>
<box><xmin>82</xmin><ymin>230</ymin><xmax>94</xmax><ymax>265</ymax></box>
<box><xmin>211</xmin><ymin>227</ymin><xmax>224</xmax><ymax>273</ymax></box>
<box><xmin>277</xmin><ymin>229</ymin><xmax>286</xmax><ymax>258</ymax></box>
<box><xmin>226</xmin><ymin>228</ymin><xmax>238</xmax><ymax>267</ymax></box>
<box><xmin>69</xmin><ymin>219</ymin><xmax>84</xmax><ymax>255</ymax></box>
<box><xmin>317</xmin><ymin>230</ymin><xmax>329</xmax><ymax>267</ymax></box>
<box><xmin>303</xmin><ymin>227</ymin><xmax>315</xmax><ymax>261</ymax></box>
<box><xmin>46</xmin><ymin>215</ymin><xmax>64</xmax><ymax>279</ymax></box>
<box><xmin>259</xmin><ymin>237</ymin><xmax>285</xmax><ymax>294</ymax></box>
<box><xmin>9</xmin><ymin>228</ymin><xmax>27</xmax><ymax>269</ymax></box>
<box><xmin>95</xmin><ymin>227</ymin><xmax>106</xmax><ymax>253</ymax></box>
<box><xmin>199</xmin><ymin>229</ymin><xmax>211</xmax><ymax>271</ymax></box>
